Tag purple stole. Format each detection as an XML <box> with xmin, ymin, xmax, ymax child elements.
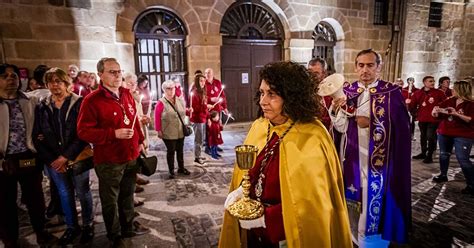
<box><xmin>342</xmin><ymin>80</ymin><xmax>403</xmax><ymax>237</ymax></box>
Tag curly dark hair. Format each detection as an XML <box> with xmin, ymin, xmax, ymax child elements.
<box><xmin>255</xmin><ymin>61</ymin><xmax>322</xmax><ymax>123</ymax></box>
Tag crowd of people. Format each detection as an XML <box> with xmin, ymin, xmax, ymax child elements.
<box><xmin>0</xmin><ymin>49</ymin><xmax>472</xmax><ymax>248</ymax></box>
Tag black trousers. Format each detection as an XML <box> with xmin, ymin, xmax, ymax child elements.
<box><xmin>163</xmin><ymin>138</ymin><xmax>185</xmax><ymax>173</ymax></box>
<box><xmin>418</xmin><ymin>121</ymin><xmax>439</xmax><ymax>157</ymax></box>
<box><xmin>0</xmin><ymin>170</ymin><xmax>46</xmax><ymax>245</ymax></box>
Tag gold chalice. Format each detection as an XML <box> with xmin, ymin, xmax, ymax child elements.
<box><xmin>227</xmin><ymin>145</ymin><xmax>264</xmax><ymax>220</ymax></box>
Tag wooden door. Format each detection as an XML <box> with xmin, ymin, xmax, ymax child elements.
<box><xmin>221</xmin><ymin>41</ymin><xmax>281</xmax><ymax>122</ymax></box>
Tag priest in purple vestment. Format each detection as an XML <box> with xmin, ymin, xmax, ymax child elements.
<box><xmin>329</xmin><ymin>49</ymin><xmax>411</xmax><ymax>247</ymax></box>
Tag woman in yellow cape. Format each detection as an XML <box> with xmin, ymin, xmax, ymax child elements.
<box><xmin>218</xmin><ymin>61</ymin><xmax>352</xmax><ymax>248</ymax></box>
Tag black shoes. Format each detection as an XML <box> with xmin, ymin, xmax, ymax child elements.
<box><xmin>194</xmin><ymin>158</ymin><xmax>205</xmax><ymax>165</ymax></box>
<box><xmin>432</xmin><ymin>175</ymin><xmax>448</xmax><ymax>183</ymax></box>
<box><xmin>169</xmin><ymin>171</ymin><xmax>175</xmax><ymax>179</ymax></box>
<box><xmin>58</xmin><ymin>227</ymin><xmax>81</xmax><ymax>245</ymax></box>
<box><xmin>122</xmin><ymin>221</ymin><xmax>151</xmax><ymax>238</ymax></box>
<box><xmin>412</xmin><ymin>153</ymin><xmax>426</xmax><ymax>159</ymax></box>
<box><xmin>36</xmin><ymin>231</ymin><xmax>55</xmax><ymax>245</ymax></box>
<box><xmin>422</xmin><ymin>157</ymin><xmax>433</xmax><ymax>164</ymax></box>
<box><xmin>80</xmin><ymin>225</ymin><xmax>94</xmax><ymax>243</ymax></box>
<box><xmin>461</xmin><ymin>186</ymin><xmax>474</xmax><ymax>195</ymax></box>
<box><xmin>217</xmin><ymin>146</ymin><xmax>223</xmax><ymax>152</ymax></box>
<box><xmin>177</xmin><ymin>168</ymin><xmax>191</xmax><ymax>175</ymax></box>
<box><xmin>111</xmin><ymin>236</ymin><xmax>126</xmax><ymax>248</ymax></box>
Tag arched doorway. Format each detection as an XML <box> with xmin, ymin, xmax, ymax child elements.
<box><xmin>220</xmin><ymin>1</ymin><xmax>284</xmax><ymax>122</ymax></box>
<box><xmin>133</xmin><ymin>7</ymin><xmax>188</xmax><ymax>100</ymax></box>
<box><xmin>312</xmin><ymin>22</ymin><xmax>337</xmax><ymax>75</ymax></box>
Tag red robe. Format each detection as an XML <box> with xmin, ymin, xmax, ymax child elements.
<box><xmin>207</xmin><ymin>121</ymin><xmax>223</xmax><ymax>146</ymax></box>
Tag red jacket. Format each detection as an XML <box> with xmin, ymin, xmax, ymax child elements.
<box><xmin>409</xmin><ymin>88</ymin><xmax>446</xmax><ymax>123</ymax></box>
<box><xmin>207</xmin><ymin>120</ymin><xmax>223</xmax><ymax>146</ymax></box>
<box><xmin>189</xmin><ymin>89</ymin><xmax>208</xmax><ymax>123</ymax></box>
<box><xmin>437</xmin><ymin>97</ymin><xmax>474</xmax><ymax>139</ymax></box>
<box><xmin>320</xmin><ymin>96</ymin><xmax>332</xmax><ymax>130</ymax></box>
<box><xmin>77</xmin><ymin>85</ymin><xmax>144</xmax><ymax>164</ymax></box>
<box><xmin>206</xmin><ymin>78</ymin><xmax>227</xmax><ymax>112</ymax></box>
<box><xmin>72</xmin><ymin>82</ymin><xmax>92</xmax><ymax>97</ymax></box>
<box><xmin>401</xmin><ymin>86</ymin><xmax>419</xmax><ymax>100</ymax></box>
<box><xmin>440</xmin><ymin>88</ymin><xmax>452</xmax><ymax>97</ymax></box>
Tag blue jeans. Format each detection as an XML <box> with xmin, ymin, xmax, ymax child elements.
<box><xmin>46</xmin><ymin>166</ymin><xmax>94</xmax><ymax>229</ymax></box>
<box><xmin>438</xmin><ymin>134</ymin><xmax>474</xmax><ymax>187</ymax></box>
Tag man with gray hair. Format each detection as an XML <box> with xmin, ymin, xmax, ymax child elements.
<box><xmin>77</xmin><ymin>58</ymin><xmax>149</xmax><ymax>246</ymax></box>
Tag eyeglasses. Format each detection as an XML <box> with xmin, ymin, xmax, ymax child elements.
<box><xmin>164</xmin><ymin>87</ymin><xmax>175</xmax><ymax>90</ymax></box>
<box><xmin>126</xmin><ymin>81</ymin><xmax>137</xmax><ymax>86</ymax></box>
<box><xmin>106</xmin><ymin>70</ymin><xmax>123</xmax><ymax>76</ymax></box>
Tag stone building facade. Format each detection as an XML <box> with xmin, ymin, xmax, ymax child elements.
<box><xmin>0</xmin><ymin>0</ymin><xmax>472</xmax><ymax>92</ymax></box>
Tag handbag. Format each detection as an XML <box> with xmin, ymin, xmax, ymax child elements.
<box><xmin>137</xmin><ymin>152</ymin><xmax>157</xmax><ymax>176</ymax></box>
<box><xmin>164</xmin><ymin>98</ymin><xmax>193</xmax><ymax>137</ymax></box>
<box><xmin>67</xmin><ymin>145</ymin><xmax>94</xmax><ymax>176</ymax></box>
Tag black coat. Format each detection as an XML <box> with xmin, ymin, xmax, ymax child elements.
<box><xmin>33</xmin><ymin>94</ymin><xmax>87</xmax><ymax>166</ymax></box>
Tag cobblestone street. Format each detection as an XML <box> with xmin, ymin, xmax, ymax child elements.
<box><xmin>11</xmin><ymin>123</ymin><xmax>474</xmax><ymax>248</ymax></box>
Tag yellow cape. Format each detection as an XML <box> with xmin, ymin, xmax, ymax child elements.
<box><xmin>218</xmin><ymin>118</ymin><xmax>352</xmax><ymax>248</ymax></box>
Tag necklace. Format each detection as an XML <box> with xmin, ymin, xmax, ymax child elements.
<box><xmin>255</xmin><ymin>121</ymin><xmax>295</xmax><ymax>201</ymax></box>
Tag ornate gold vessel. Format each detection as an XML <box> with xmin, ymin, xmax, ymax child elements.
<box><xmin>227</xmin><ymin>145</ymin><xmax>264</xmax><ymax>220</ymax></box>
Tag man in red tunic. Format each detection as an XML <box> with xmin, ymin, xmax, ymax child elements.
<box><xmin>204</xmin><ymin>68</ymin><xmax>227</xmax><ymax>153</ymax></box>
<box><xmin>402</xmin><ymin>77</ymin><xmax>419</xmax><ymax>140</ymax></box>
<box><xmin>408</xmin><ymin>76</ymin><xmax>447</xmax><ymax>163</ymax></box>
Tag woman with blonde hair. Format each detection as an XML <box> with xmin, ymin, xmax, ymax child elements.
<box><xmin>432</xmin><ymin>80</ymin><xmax>474</xmax><ymax>195</ymax></box>
<box><xmin>33</xmin><ymin>67</ymin><xmax>94</xmax><ymax>245</ymax></box>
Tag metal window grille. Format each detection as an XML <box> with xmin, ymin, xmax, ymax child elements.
<box><xmin>220</xmin><ymin>2</ymin><xmax>283</xmax><ymax>40</ymax></box>
<box><xmin>133</xmin><ymin>8</ymin><xmax>187</xmax><ymax>100</ymax></box>
<box><xmin>428</xmin><ymin>2</ymin><xmax>443</xmax><ymax>28</ymax></box>
<box><xmin>374</xmin><ymin>0</ymin><xmax>388</xmax><ymax>25</ymax></box>
<box><xmin>312</xmin><ymin>22</ymin><xmax>336</xmax><ymax>74</ymax></box>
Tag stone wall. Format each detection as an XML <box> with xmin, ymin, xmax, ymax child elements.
<box><xmin>402</xmin><ymin>0</ymin><xmax>474</xmax><ymax>87</ymax></box>
<box><xmin>1</xmin><ymin>0</ymin><xmax>472</xmax><ymax>87</ymax></box>
<box><xmin>0</xmin><ymin>0</ymin><xmax>134</xmax><ymax>76</ymax></box>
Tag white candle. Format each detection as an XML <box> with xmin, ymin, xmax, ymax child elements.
<box><xmin>78</xmin><ymin>86</ymin><xmax>83</xmax><ymax>96</ymax></box>
<box><xmin>216</xmin><ymin>84</ymin><xmax>225</xmax><ymax>99</ymax></box>
<box><xmin>212</xmin><ymin>97</ymin><xmax>222</xmax><ymax>108</ymax></box>
<box><xmin>146</xmin><ymin>91</ymin><xmax>155</xmax><ymax>116</ymax></box>
<box><xmin>131</xmin><ymin>94</ymin><xmax>144</xmax><ymax>129</ymax></box>
<box><xmin>189</xmin><ymin>92</ymin><xmax>194</xmax><ymax>111</ymax></box>
<box><xmin>223</xmin><ymin>112</ymin><xmax>232</xmax><ymax>129</ymax></box>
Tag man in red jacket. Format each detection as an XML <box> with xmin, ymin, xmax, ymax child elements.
<box><xmin>77</xmin><ymin>58</ymin><xmax>149</xmax><ymax>246</ymax></box>
<box><xmin>408</xmin><ymin>76</ymin><xmax>447</xmax><ymax>163</ymax></box>
<box><xmin>204</xmin><ymin>68</ymin><xmax>227</xmax><ymax>153</ymax></box>
<box><xmin>402</xmin><ymin>77</ymin><xmax>419</xmax><ymax>140</ymax></box>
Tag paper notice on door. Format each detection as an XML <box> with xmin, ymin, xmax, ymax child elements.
<box><xmin>241</xmin><ymin>73</ymin><xmax>249</xmax><ymax>84</ymax></box>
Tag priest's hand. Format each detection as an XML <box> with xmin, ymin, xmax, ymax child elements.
<box><xmin>224</xmin><ymin>186</ymin><xmax>243</xmax><ymax>209</ymax></box>
<box><xmin>239</xmin><ymin>216</ymin><xmax>266</xmax><ymax>229</ymax></box>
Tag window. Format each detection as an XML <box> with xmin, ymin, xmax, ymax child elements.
<box><xmin>134</xmin><ymin>8</ymin><xmax>187</xmax><ymax>100</ymax></box>
<box><xmin>312</xmin><ymin>22</ymin><xmax>336</xmax><ymax>74</ymax></box>
<box><xmin>428</xmin><ymin>2</ymin><xmax>443</xmax><ymax>28</ymax></box>
<box><xmin>373</xmin><ymin>0</ymin><xmax>388</xmax><ymax>25</ymax></box>
<box><xmin>220</xmin><ymin>2</ymin><xmax>283</xmax><ymax>40</ymax></box>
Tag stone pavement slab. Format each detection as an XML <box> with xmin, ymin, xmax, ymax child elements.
<box><xmin>8</xmin><ymin>124</ymin><xmax>474</xmax><ymax>248</ymax></box>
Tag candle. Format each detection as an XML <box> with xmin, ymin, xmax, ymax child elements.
<box><xmin>212</xmin><ymin>97</ymin><xmax>222</xmax><ymax>108</ymax></box>
<box><xmin>146</xmin><ymin>91</ymin><xmax>155</xmax><ymax>116</ymax></box>
<box><xmin>131</xmin><ymin>94</ymin><xmax>144</xmax><ymax>130</ymax></box>
<box><xmin>189</xmin><ymin>92</ymin><xmax>194</xmax><ymax>111</ymax></box>
<box><xmin>223</xmin><ymin>112</ymin><xmax>232</xmax><ymax>129</ymax></box>
<box><xmin>216</xmin><ymin>84</ymin><xmax>225</xmax><ymax>100</ymax></box>
<box><xmin>78</xmin><ymin>86</ymin><xmax>83</xmax><ymax>96</ymax></box>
